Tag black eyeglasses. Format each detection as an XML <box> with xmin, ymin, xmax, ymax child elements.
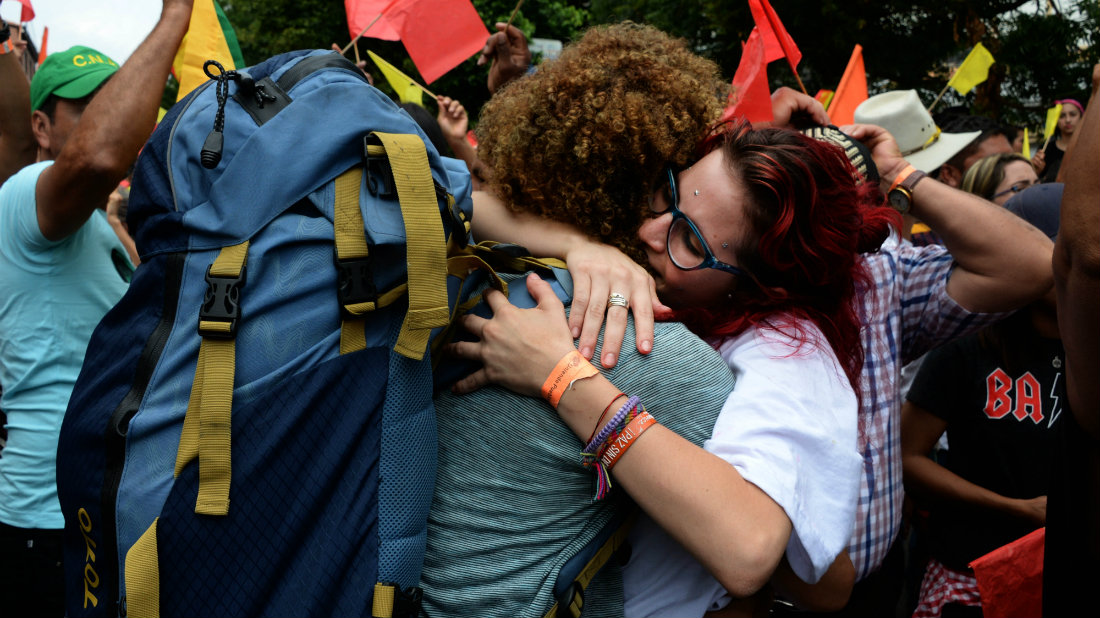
<box><xmin>992</xmin><ymin>180</ymin><xmax>1035</xmax><ymax>200</ymax></box>
<box><xmin>649</xmin><ymin>168</ymin><xmax>747</xmax><ymax>278</ymax></box>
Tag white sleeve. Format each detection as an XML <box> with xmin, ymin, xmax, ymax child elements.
<box><xmin>708</xmin><ymin>326</ymin><xmax>860</xmax><ymax>583</ymax></box>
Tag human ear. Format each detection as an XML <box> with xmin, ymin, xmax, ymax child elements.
<box><xmin>30</xmin><ymin>110</ymin><xmax>52</xmax><ymax>153</ymax></box>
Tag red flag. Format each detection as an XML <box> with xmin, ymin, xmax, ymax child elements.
<box><xmin>344</xmin><ymin>0</ymin><xmax>401</xmax><ymax>41</ymax></box>
<box><xmin>385</xmin><ymin>0</ymin><xmax>489</xmax><ymax>84</ymax></box>
<box><xmin>12</xmin><ymin>0</ymin><xmax>34</xmax><ymax>22</ymax></box>
<box><xmin>970</xmin><ymin>528</ymin><xmax>1044</xmax><ymax>618</ymax></box>
<box><xmin>747</xmin><ymin>0</ymin><xmax>801</xmax><ymax>69</ymax></box>
<box><xmin>720</xmin><ymin>28</ymin><xmax>773</xmax><ymax>125</ymax></box>
<box><xmin>828</xmin><ymin>44</ymin><xmax>867</xmax><ymax>126</ymax></box>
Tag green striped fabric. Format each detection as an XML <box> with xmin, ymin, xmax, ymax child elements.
<box><xmin>422</xmin><ymin>306</ymin><xmax>735</xmax><ymax>617</ymax></box>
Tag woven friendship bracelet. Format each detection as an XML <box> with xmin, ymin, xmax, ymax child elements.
<box><xmin>541</xmin><ymin>349</ymin><xmax>599</xmax><ymax>408</ymax></box>
<box><xmin>581</xmin><ymin>396</ymin><xmax>644</xmax><ymax>501</ymax></box>
<box><xmin>585</xmin><ymin>395</ymin><xmax>639</xmax><ymax>454</ymax></box>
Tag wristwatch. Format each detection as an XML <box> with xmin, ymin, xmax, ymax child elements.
<box><xmin>887</xmin><ymin>164</ymin><xmax>927</xmax><ymax>215</ymax></box>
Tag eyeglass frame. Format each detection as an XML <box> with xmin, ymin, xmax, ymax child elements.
<box><xmin>649</xmin><ymin>167</ymin><xmax>749</xmax><ymax>278</ymax></box>
<box><xmin>991</xmin><ymin>180</ymin><xmax>1035</xmax><ymax>201</ymax></box>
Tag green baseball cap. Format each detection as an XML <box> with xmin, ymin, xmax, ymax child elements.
<box><xmin>30</xmin><ymin>45</ymin><xmax>119</xmax><ymax>112</ymax></box>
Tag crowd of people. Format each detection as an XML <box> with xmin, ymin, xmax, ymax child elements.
<box><xmin>1</xmin><ymin>1</ymin><xmax>1097</xmax><ymax>617</ymax></box>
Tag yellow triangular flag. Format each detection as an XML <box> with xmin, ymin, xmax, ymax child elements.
<box><xmin>1022</xmin><ymin>127</ymin><xmax>1030</xmax><ymax>160</ymax></box>
<box><xmin>367</xmin><ymin>50</ymin><xmax>423</xmax><ymax>107</ymax></box>
<box><xmin>1044</xmin><ymin>104</ymin><xmax>1063</xmax><ymax>140</ymax></box>
<box><xmin>946</xmin><ymin>42</ymin><xmax>995</xmax><ymax>95</ymax></box>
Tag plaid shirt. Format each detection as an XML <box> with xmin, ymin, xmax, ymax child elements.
<box><xmin>849</xmin><ymin>236</ymin><xmax>998</xmax><ymax>580</ymax></box>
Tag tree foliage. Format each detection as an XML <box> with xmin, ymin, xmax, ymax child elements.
<box><xmin>218</xmin><ymin>0</ymin><xmax>1097</xmax><ymax>131</ymax></box>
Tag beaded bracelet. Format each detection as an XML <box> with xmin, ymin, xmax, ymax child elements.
<box><xmin>584</xmin><ymin>396</ymin><xmax>639</xmax><ymax>454</ymax></box>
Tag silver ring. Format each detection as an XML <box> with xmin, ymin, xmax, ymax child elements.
<box><xmin>607</xmin><ymin>293</ymin><xmax>629</xmax><ymax>309</ymax></box>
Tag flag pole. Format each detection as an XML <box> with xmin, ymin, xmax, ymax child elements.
<box><xmin>412</xmin><ymin>80</ymin><xmax>437</xmax><ymax>99</ymax></box>
<box><xmin>505</xmin><ymin>0</ymin><xmax>526</xmax><ymax>29</ymax></box>
<box><xmin>927</xmin><ymin>81</ymin><xmax>952</xmax><ymax>115</ymax></box>
<box><xmin>789</xmin><ymin>65</ymin><xmax>808</xmax><ymax>95</ymax></box>
<box><xmin>343</xmin><ymin>12</ymin><xmax>384</xmax><ymax>55</ymax></box>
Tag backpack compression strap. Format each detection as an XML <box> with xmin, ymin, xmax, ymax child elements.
<box><xmin>336</xmin><ymin>135</ymin><xmax>451</xmax><ymax>360</ymax></box>
<box><xmin>372</xmin><ymin>132</ymin><xmax>450</xmax><ymax>361</ymax></box>
<box><xmin>126</xmin><ymin>242</ymin><xmax>250</xmax><ymax>617</ymax></box>
<box><xmin>174</xmin><ymin>241</ymin><xmax>250</xmax><ymax>516</ymax></box>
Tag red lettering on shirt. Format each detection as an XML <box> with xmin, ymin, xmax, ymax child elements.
<box><xmin>985</xmin><ymin>368</ymin><xmax>1013</xmax><ymax>419</ymax></box>
<box><xmin>1013</xmin><ymin>372</ymin><xmax>1044</xmax><ymax>423</ymax></box>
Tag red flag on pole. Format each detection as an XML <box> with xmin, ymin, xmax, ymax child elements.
<box><xmin>747</xmin><ymin>0</ymin><xmax>801</xmax><ymax>68</ymax></box>
<box><xmin>720</xmin><ymin>28</ymin><xmax>773</xmax><ymax>125</ymax></box>
<box><xmin>384</xmin><ymin>0</ymin><xmax>489</xmax><ymax>84</ymax></box>
<box><xmin>828</xmin><ymin>44</ymin><xmax>867</xmax><ymax>126</ymax></box>
<box><xmin>344</xmin><ymin>0</ymin><xmax>401</xmax><ymax>41</ymax></box>
<box><xmin>13</xmin><ymin>0</ymin><xmax>35</xmax><ymax>22</ymax></box>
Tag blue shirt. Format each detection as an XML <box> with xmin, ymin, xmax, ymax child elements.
<box><xmin>0</xmin><ymin>161</ymin><xmax>132</xmax><ymax>529</ymax></box>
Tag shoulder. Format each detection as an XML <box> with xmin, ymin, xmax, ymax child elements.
<box><xmin>0</xmin><ymin>162</ymin><xmax>55</xmax><ymax>250</ymax></box>
<box><xmin>863</xmin><ymin>234</ymin><xmax>952</xmax><ymax>279</ymax></box>
<box><xmin>614</xmin><ymin>319</ymin><xmax>734</xmax><ymax>389</ymax></box>
<box><xmin>716</xmin><ymin>320</ymin><xmax>850</xmax><ymax>395</ymax></box>
<box><xmin>0</xmin><ymin>161</ymin><xmax>52</xmax><ymax>202</ymax></box>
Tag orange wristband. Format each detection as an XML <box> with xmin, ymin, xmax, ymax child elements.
<box><xmin>888</xmin><ymin>164</ymin><xmax>917</xmax><ymax>193</ymax></box>
<box><xmin>599</xmin><ymin>410</ymin><xmax>657</xmax><ymax>471</ymax></box>
<box><xmin>541</xmin><ymin>350</ymin><xmax>599</xmax><ymax>408</ymax></box>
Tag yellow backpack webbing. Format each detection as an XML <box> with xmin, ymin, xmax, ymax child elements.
<box><xmin>125</xmin><ymin>517</ymin><xmax>160</xmax><ymax>618</ymax></box>
<box><xmin>174</xmin><ymin>240</ymin><xmax>250</xmax><ymax>516</ymax></box>
<box><xmin>127</xmin><ymin>241</ymin><xmax>251</xmax><ymax>617</ymax></box>
<box><xmin>543</xmin><ymin>514</ymin><xmax>636</xmax><ymax>618</ymax></box>
<box><xmin>336</xmin><ymin>134</ymin><xmax>451</xmax><ymax>361</ymax></box>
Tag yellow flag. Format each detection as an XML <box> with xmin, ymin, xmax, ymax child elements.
<box><xmin>367</xmin><ymin>50</ymin><xmax>423</xmax><ymax>107</ymax></box>
<box><xmin>1044</xmin><ymin>104</ymin><xmax>1063</xmax><ymax>140</ymax></box>
<box><xmin>947</xmin><ymin>42</ymin><xmax>995</xmax><ymax>95</ymax></box>
<box><xmin>1022</xmin><ymin>127</ymin><xmax>1030</xmax><ymax>160</ymax></box>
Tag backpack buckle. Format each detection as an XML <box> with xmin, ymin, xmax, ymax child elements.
<box><xmin>198</xmin><ymin>266</ymin><xmax>245</xmax><ymax>339</ymax></box>
<box><xmin>555</xmin><ymin>581</ymin><xmax>584</xmax><ymax>618</ymax></box>
<box><xmin>335</xmin><ymin>253</ymin><xmax>377</xmax><ymax>314</ymax></box>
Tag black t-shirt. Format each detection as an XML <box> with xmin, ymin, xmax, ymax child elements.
<box><xmin>906</xmin><ymin>328</ymin><xmax>1064</xmax><ymax>569</ymax></box>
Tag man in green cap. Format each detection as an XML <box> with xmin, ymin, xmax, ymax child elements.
<box><xmin>0</xmin><ymin>3</ymin><xmax>194</xmax><ymax>615</ymax></box>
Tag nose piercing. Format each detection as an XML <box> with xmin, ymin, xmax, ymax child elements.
<box><xmin>693</xmin><ymin>190</ymin><xmax>700</xmax><ymax>196</ymax></box>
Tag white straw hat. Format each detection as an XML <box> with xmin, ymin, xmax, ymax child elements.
<box><xmin>854</xmin><ymin>90</ymin><xmax>981</xmax><ymax>173</ymax></box>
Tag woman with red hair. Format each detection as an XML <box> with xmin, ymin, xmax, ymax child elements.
<box><xmin>451</xmin><ymin>120</ymin><xmax>899</xmax><ymax>615</ymax></box>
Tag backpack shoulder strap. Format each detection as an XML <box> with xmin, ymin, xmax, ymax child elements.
<box><xmin>545</xmin><ymin>511</ymin><xmax>637</xmax><ymax>618</ymax></box>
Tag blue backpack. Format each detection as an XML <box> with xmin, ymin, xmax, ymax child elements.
<box><xmin>56</xmin><ymin>50</ymin><xmax>475</xmax><ymax>618</ymax></box>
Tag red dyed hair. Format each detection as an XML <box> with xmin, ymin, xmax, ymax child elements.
<box><xmin>673</xmin><ymin>121</ymin><xmax>900</xmax><ymax>391</ymax></box>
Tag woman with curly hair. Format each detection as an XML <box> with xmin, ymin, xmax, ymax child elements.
<box><xmin>476</xmin><ymin>22</ymin><xmax>728</xmax><ymax>265</ymax></box>
<box><xmin>453</xmin><ymin>114</ymin><xmax>899</xmax><ymax>615</ymax></box>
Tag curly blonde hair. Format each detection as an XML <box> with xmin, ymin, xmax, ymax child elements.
<box><xmin>477</xmin><ymin>22</ymin><xmax>727</xmax><ymax>261</ymax></box>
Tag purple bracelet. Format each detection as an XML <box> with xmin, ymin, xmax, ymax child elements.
<box><xmin>585</xmin><ymin>395</ymin><xmax>639</xmax><ymax>453</ymax></box>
